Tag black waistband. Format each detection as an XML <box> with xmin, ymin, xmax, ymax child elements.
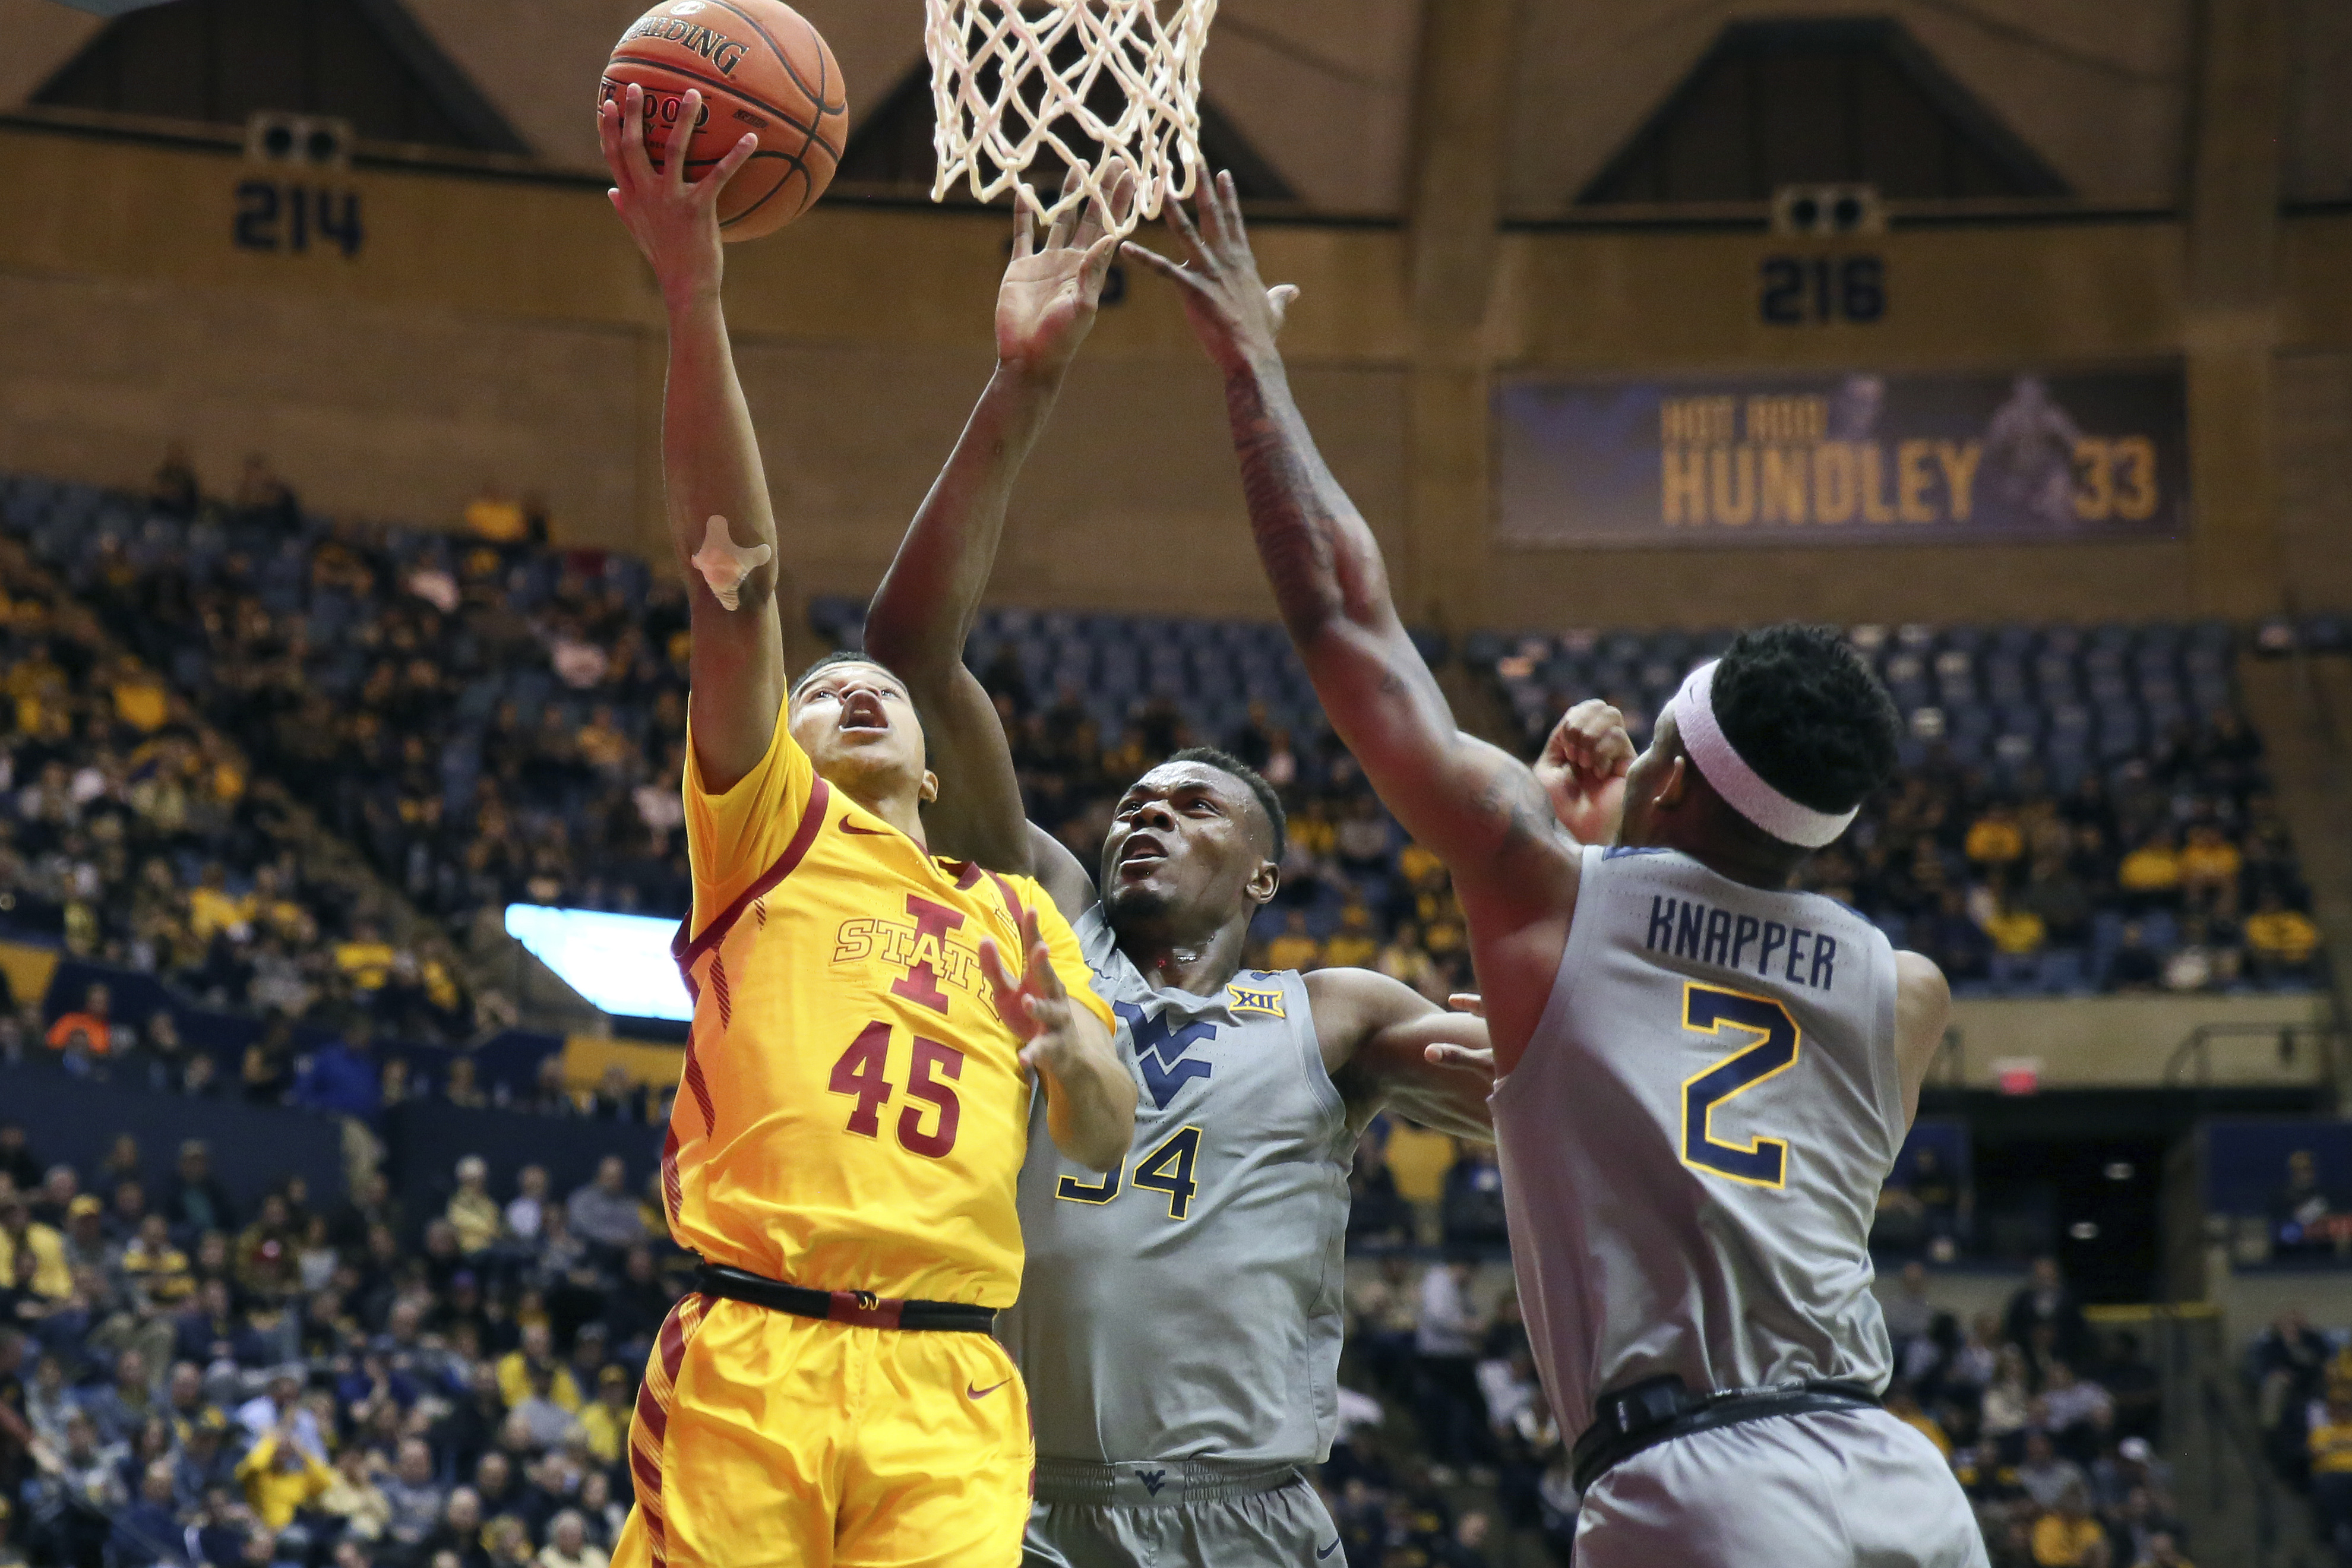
<box><xmin>693</xmin><ymin>1263</ymin><xmax>997</xmax><ymax>1335</ymax></box>
<box><xmin>1570</xmin><ymin>1374</ymin><xmax>1882</xmax><ymax>1493</ymax></box>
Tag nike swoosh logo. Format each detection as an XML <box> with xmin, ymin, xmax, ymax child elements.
<box><xmin>968</xmin><ymin>1378</ymin><xmax>1012</xmax><ymax>1399</ymax></box>
<box><xmin>1316</xmin><ymin>1541</ymin><xmax>1341</xmax><ymax>1560</ymax></box>
<box><xmin>840</xmin><ymin>818</ymin><xmax>893</xmax><ymax>836</ymax></box>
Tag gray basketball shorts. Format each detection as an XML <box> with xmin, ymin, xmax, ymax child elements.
<box><xmin>1024</xmin><ymin>1460</ymin><xmax>1339</xmax><ymax>1568</ymax></box>
<box><xmin>1575</xmin><ymin>1406</ymin><xmax>1990</xmax><ymax>1568</ymax></box>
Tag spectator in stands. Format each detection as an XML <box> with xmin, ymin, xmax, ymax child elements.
<box><xmin>45</xmin><ymin>981</ymin><xmax>122</xmax><ymax>1057</ymax></box>
<box><xmin>448</xmin><ymin>1156</ymin><xmax>504</xmax><ymax>1256</ymax></box>
<box><xmin>1438</xmin><ymin>1141</ymin><xmax>1507</xmax><ymax>1251</ymax></box>
<box><xmin>564</xmin><ymin>1158</ymin><xmax>643</xmax><ymax>1253</ymax></box>
<box><xmin>2018</xmin><ymin>1429</ymin><xmax>2090</xmax><ymax>1513</ymax></box>
<box><xmin>2008</xmin><ymin>1257</ymin><xmax>2094</xmax><ymax>1371</ymax></box>
<box><xmin>162</xmin><ymin>1139</ymin><xmax>236</xmax><ymax>1237</ymax></box>
<box><xmin>296</xmin><ymin>1016</ymin><xmax>384</xmax><ymax>1121</ymax></box>
<box><xmin>1413</xmin><ymin>1256</ymin><xmax>1491</xmax><ymax>1476</ymax></box>
<box><xmin>2272</xmin><ymin>1149</ymin><xmax>2341</xmax><ymax>1256</ymax></box>
<box><xmin>2041</xmin><ymin>1361</ymin><xmax>2113</xmax><ymax>1463</ymax></box>
<box><xmin>2107</xmin><ymin>923</ymin><xmax>2161</xmax><ymax>991</ymax></box>
<box><xmin>2244</xmin><ymin>890</ymin><xmax>2321</xmax><ymax>983</ymax></box>
<box><xmin>0</xmin><ymin>1187</ymin><xmax>69</xmax><ymax>1301</ymax></box>
<box><xmin>149</xmin><ymin>442</ymin><xmax>202</xmax><ymax>519</ymax></box>
<box><xmin>2030</xmin><ymin>1480</ymin><xmax>2110</xmax><ymax>1567</ymax></box>
<box><xmin>1264</xmin><ymin>909</ymin><xmax>1321</xmax><ymax>972</ymax></box>
<box><xmin>2116</xmin><ymin>833</ymin><xmax>2182</xmax><ymax>913</ymax></box>
<box><xmin>0</xmin><ymin>1124</ymin><xmax>40</xmax><ymax>1193</ymax></box>
<box><xmin>1346</xmin><ymin>1130</ymin><xmax>1415</xmax><ymax>1251</ymax></box>
<box><xmin>29</xmin><ymin>1407</ymin><xmax>122</xmax><ymax>1566</ymax></box>
<box><xmin>464</xmin><ymin>482</ymin><xmax>530</xmax><ymax>545</ymax></box>
<box><xmin>2311</xmin><ymin>1382</ymin><xmax>2352</xmax><ymax>1558</ymax></box>
<box><xmin>233</xmin><ymin>454</ymin><xmax>301</xmax><ymax>532</ymax></box>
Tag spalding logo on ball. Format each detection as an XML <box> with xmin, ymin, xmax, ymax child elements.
<box><xmin>600</xmin><ymin>0</ymin><xmax>849</xmax><ymax>242</ymax></box>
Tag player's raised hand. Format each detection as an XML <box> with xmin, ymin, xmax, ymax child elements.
<box><xmin>598</xmin><ymin>84</ymin><xmax>757</xmax><ymax>306</ymax></box>
<box><xmin>997</xmin><ymin>167</ymin><xmax>1133</xmax><ymax>378</ymax></box>
<box><xmin>1537</xmin><ymin>698</ymin><xmax>1633</xmax><ymax>846</ymax></box>
<box><xmin>980</xmin><ymin>909</ymin><xmax>1080</xmax><ymax>1073</ymax></box>
<box><xmin>1122</xmin><ymin>170</ymin><xmax>1301</xmax><ymax>375</ymax></box>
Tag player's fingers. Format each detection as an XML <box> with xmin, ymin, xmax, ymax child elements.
<box><xmin>662</xmin><ymin>90</ymin><xmax>700</xmax><ymax>189</ymax></box>
<box><xmin>1267</xmin><ymin>283</ymin><xmax>1300</xmax><ymax>331</ymax></box>
<box><xmin>1164</xmin><ymin>190</ymin><xmax>1210</xmax><ymax>267</ymax></box>
<box><xmin>1120</xmin><ymin>240</ymin><xmax>1193</xmax><ymax>288</ymax></box>
<box><xmin>1047</xmin><ymin>165</ymin><xmax>1083</xmax><ymax>252</ymax></box>
<box><xmin>1108</xmin><ymin>165</ymin><xmax>1139</xmax><ymax>233</ymax></box>
<box><xmin>1080</xmin><ymin>233</ymin><xmax>1120</xmax><ymax>295</ymax></box>
<box><xmin>1010</xmin><ymin>186</ymin><xmax>1036</xmax><ymax>260</ymax></box>
<box><xmin>705</xmin><ymin>132</ymin><xmax>757</xmax><ymax>192</ymax></box>
<box><xmin>596</xmin><ymin>94</ymin><xmax>623</xmax><ymax>171</ymax></box>
<box><xmin>1424</xmin><ymin>1042</ymin><xmax>1494</xmax><ymax>1071</ymax></box>
<box><xmin>1447</xmin><ymin>992</ymin><xmax>1486</xmax><ymax>1017</ymax></box>
<box><xmin>620</xmin><ymin>84</ymin><xmax>657</xmax><ymax>188</ymax></box>
<box><xmin>1215</xmin><ymin>169</ymin><xmax>1249</xmax><ymax>251</ymax></box>
<box><xmin>977</xmin><ymin>936</ymin><xmax>1018</xmax><ymax>1002</ymax></box>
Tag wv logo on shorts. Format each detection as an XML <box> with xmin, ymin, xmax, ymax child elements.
<box><xmin>1134</xmin><ymin>1468</ymin><xmax>1167</xmax><ymax>1497</ymax></box>
<box><xmin>1115</xmin><ymin>1002</ymin><xmax>1215</xmax><ymax>1109</ymax></box>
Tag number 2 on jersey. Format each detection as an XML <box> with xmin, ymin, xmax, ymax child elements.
<box><xmin>1678</xmin><ymin>984</ymin><xmax>1800</xmax><ymax>1189</ymax></box>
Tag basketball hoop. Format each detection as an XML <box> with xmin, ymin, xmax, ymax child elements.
<box><xmin>924</xmin><ymin>0</ymin><xmax>1217</xmax><ymax>237</ymax></box>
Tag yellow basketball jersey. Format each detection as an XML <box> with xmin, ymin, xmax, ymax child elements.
<box><xmin>663</xmin><ymin>701</ymin><xmax>1111</xmax><ymax>1310</ymax></box>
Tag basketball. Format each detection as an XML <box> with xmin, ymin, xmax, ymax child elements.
<box><xmin>600</xmin><ymin>0</ymin><xmax>847</xmax><ymax>242</ymax></box>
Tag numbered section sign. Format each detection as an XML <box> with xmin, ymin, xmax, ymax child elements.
<box><xmin>1495</xmin><ymin>365</ymin><xmax>2186</xmax><ymax>549</ymax></box>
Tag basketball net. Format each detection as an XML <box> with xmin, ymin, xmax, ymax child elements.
<box><xmin>924</xmin><ymin>0</ymin><xmax>1217</xmax><ymax>237</ymax></box>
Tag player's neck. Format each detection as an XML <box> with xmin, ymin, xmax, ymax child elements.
<box><xmin>834</xmin><ymin>777</ymin><xmax>930</xmax><ymax>851</ymax></box>
<box><xmin>1115</xmin><ymin>913</ymin><xmax>1252</xmax><ymax>996</ymax></box>
<box><xmin>1659</xmin><ymin>818</ymin><xmax>1802</xmax><ymax>890</ymax></box>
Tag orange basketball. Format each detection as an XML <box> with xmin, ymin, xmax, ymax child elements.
<box><xmin>601</xmin><ymin>0</ymin><xmax>848</xmax><ymax>241</ymax></box>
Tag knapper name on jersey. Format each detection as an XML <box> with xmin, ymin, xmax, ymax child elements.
<box><xmin>1643</xmin><ymin>894</ymin><xmax>1840</xmax><ymax>991</ymax></box>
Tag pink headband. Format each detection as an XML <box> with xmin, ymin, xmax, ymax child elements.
<box><xmin>1670</xmin><ymin>660</ymin><xmax>1858</xmax><ymax>849</ymax></box>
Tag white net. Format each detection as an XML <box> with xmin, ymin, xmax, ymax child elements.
<box><xmin>925</xmin><ymin>0</ymin><xmax>1218</xmax><ymax>237</ymax></box>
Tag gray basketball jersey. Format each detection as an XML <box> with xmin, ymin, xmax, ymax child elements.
<box><xmin>1493</xmin><ymin>846</ymin><xmax>1903</xmax><ymax>1444</ymax></box>
<box><xmin>1002</xmin><ymin>905</ymin><xmax>1354</xmax><ymax>1468</ymax></box>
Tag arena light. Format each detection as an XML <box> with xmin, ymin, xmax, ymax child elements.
<box><xmin>504</xmin><ymin>905</ymin><xmax>689</xmax><ymax>1022</ymax></box>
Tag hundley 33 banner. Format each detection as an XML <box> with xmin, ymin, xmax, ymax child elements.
<box><xmin>1494</xmin><ymin>366</ymin><xmax>2187</xmax><ymax>548</ymax></box>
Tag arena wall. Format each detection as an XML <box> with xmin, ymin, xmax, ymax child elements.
<box><xmin>1</xmin><ymin>124</ymin><xmax>2345</xmax><ymax>631</ymax></box>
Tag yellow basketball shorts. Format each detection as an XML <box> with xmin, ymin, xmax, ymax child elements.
<box><xmin>611</xmin><ymin>1292</ymin><xmax>1032</xmax><ymax>1568</ymax></box>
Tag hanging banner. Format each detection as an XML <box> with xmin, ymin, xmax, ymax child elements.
<box><xmin>1495</xmin><ymin>366</ymin><xmax>2187</xmax><ymax>548</ymax></box>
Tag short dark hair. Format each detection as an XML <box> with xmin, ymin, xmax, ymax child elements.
<box><xmin>789</xmin><ymin>650</ymin><xmax>903</xmax><ymax>700</ymax></box>
<box><xmin>1708</xmin><ymin>624</ymin><xmax>1901</xmax><ymax>815</ymax></box>
<box><xmin>1163</xmin><ymin>747</ymin><xmax>1286</xmax><ymax>864</ymax></box>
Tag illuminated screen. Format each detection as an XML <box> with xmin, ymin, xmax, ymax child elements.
<box><xmin>504</xmin><ymin>905</ymin><xmax>689</xmax><ymax>1021</ymax></box>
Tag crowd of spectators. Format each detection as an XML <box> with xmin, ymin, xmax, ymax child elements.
<box><xmin>5</xmin><ymin>454</ymin><xmax>2328</xmax><ymax>1042</ymax></box>
<box><xmin>0</xmin><ymin>1118</ymin><xmax>680</xmax><ymax>1568</ymax></box>
<box><xmin>1490</xmin><ymin>625</ymin><xmax>2318</xmax><ymax>998</ymax></box>
<box><xmin>1326</xmin><ymin>1247</ymin><xmax>2182</xmax><ymax>1567</ymax></box>
<box><xmin>2247</xmin><ymin>1304</ymin><xmax>2352</xmax><ymax>1562</ymax></box>
<box><xmin>7</xmin><ymin>457</ymin><xmax>697</xmax><ymax>943</ymax></box>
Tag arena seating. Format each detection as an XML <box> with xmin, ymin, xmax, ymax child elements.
<box><xmin>1471</xmin><ymin>620</ymin><xmax>2319</xmax><ymax>1000</ymax></box>
<box><xmin>0</xmin><ymin>453</ymin><xmax>2248</xmax><ymax>1563</ymax></box>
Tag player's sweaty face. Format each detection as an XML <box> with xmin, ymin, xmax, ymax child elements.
<box><xmin>788</xmin><ymin>663</ymin><xmax>926</xmax><ymax>786</ymax></box>
<box><xmin>1101</xmin><ymin>763</ymin><xmax>1264</xmax><ymax>920</ymax></box>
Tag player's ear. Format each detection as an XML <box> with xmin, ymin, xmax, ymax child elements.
<box><xmin>1655</xmin><ymin>754</ymin><xmax>1689</xmax><ymax>810</ymax></box>
<box><xmin>1245</xmin><ymin>859</ymin><xmax>1279</xmax><ymax>907</ymax></box>
<box><xmin>918</xmin><ymin>769</ymin><xmax>940</xmax><ymax>805</ymax></box>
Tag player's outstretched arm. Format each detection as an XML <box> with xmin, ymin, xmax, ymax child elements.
<box><xmin>1127</xmin><ymin>175</ymin><xmax>1579</xmax><ymax>1060</ymax></box>
<box><xmin>1893</xmin><ymin>950</ymin><xmax>1952</xmax><ymax>1130</ymax></box>
<box><xmin>1310</xmin><ymin>968</ymin><xmax>1495</xmax><ymax>1142</ymax></box>
<box><xmin>865</xmin><ymin>175</ymin><xmax>1127</xmax><ymax>884</ymax></box>
<box><xmin>982</xmin><ymin>910</ymin><xmax>1136</xmax><ymax>1171</ymax></box>
<box><xmin>600</xmin><ymin>84</ymin><xmax>779</xmax><ymax>795</ymax></box>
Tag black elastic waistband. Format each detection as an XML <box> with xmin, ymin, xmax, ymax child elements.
<box><xmin>1571</xmin><ymin>1374</ymin><xmax>1881</xmax><ymax>1493</ymax></box>
<box><xmin>694</xmin><ymin>1263</ymin><xmax>997</xmax><ymax>1335</ymax></box>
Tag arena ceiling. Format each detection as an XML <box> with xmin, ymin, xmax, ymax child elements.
<box><xmin>1</xmin><ymin>0</ymin><xmax>2348</xmax><ymax>213</ymax></box>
